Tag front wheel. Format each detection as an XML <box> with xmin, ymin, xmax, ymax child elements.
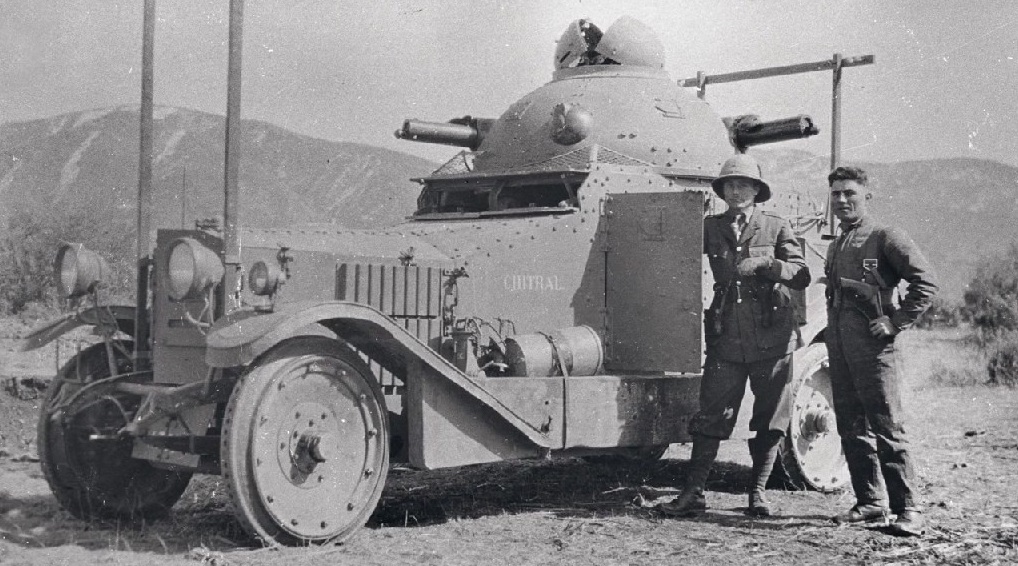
<box><xmin>221</xmin><ymin>336</ymin><xmax>389</xmax><ymax>546</ymax></box>
<box><xmin>775</xmin><ymin>342</ymin><xmax>850</xmax><ymax>492</ymax></box>
<box><xmin>37</xmin><ymin>341</ymin><xmax>192</xmax><ymax>521</ymax></box>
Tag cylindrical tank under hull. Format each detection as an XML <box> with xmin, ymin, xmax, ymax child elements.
<box><xmin>504</xmin><ymin>325</ymin><xmax>603</xmax><ymax>377</ymax></box>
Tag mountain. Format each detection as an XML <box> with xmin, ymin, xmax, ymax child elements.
<box><xmin>0</xmin><ymin>106</ymin><xmax>437</xmax><ymax>231</ymax></box>
<box><xmin>1</xmin><ymin>108</ymin><xmax>1015</xmax><ymax>301</ymax></box>
<box><xmin>753</xmin><ymin>149</ymin><xmax>1018</xmax><ymax>300</ymax></box>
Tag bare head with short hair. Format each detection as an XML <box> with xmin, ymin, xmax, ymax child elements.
<box><xmin>828</xmin><ymin>166</ymin><xmax>868</xmax><ymax>187</ymax></box>
<box><xmin>828</xmin><ymin>166</ymin><xmax>870</xmax><ymax>224</ymax></box>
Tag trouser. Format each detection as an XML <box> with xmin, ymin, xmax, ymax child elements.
<box><xmin>827</xmin><ymin>309</ymin><xmax>918</xmax><ymax>512</ymax></box>
<box><xmin>688</xmin><ymin>354</ymin><xmax>793</xmax><ymax>440</ymax></box>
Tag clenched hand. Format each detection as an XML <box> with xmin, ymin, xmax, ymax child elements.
<box><xmin>869</xmin><ymin>316</ymin><xmax>900</xmax><ymax>338</ymax></box>
<box><xmin>736</xmin><ymin>257</ymin><xmax>773</xmax><ymax>277</ymax></box>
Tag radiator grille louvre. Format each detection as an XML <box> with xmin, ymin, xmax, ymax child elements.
<box><xmin>336</xmin><ymin>262</ymin><xmax>443</xmax><ymax>345</ymax></box>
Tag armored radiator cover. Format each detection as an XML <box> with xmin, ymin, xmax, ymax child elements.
<box><xmin>336</xmin><ymin>262</ymin><xmax>444</xmax><ymax>347</ymax></box>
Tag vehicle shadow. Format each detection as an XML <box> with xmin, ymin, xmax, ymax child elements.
<box><xmin>0</xmin><ymin>455</ymin><xmax>822</xmax><ymax>551</ymax></box>
<box><xmin>369</xmin><ymin>456</ymin><xmax>759</xmax><ymax>529</ymax></box>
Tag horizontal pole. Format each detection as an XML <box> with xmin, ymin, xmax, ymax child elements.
<box><xmin>679</xmin><ymin>54</ymin><xmax>874</xmax><ymax>88</ymax></box>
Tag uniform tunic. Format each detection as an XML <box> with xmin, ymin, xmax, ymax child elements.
<box><xmin>825</xmin><ymin>215</ymin><xmax>937</xmax><ymax>512</ymax></box>
<box><xmin>690</xmin><ymin>208</ymin><xmax>810</xmax><ymax>439</ymax></box>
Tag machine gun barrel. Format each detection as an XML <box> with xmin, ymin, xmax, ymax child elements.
<box><xmin>724</xmin><ymin>114</ymin><xmax>819</xmax><ymax>150</ymax></box>
<box><xmin>395</xmin><ymin>117</ymin><xmax>495</xmax><ymax>151</ymax></box>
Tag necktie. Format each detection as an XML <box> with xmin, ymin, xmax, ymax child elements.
<box><xmin>733</xmin><ymin>213</ymin><xmax>746</xmax><ymax>240</ymax></box>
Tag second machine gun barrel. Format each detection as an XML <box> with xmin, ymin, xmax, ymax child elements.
<box><xmin>395</xmin><ymin>116</ymin><xmax>496</xmax><ymax>151</ymax></box>
<box><xmin>724</xmin><ymin>114</ymin><xmax>820</xmax><ymax>151</ymax></box>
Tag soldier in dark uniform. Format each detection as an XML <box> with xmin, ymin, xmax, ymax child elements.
<box><xmin>825</xmin><ymin>166</ymin><xmax>937</xmax><ymax>536</ymax></box>
<box><xmin>659</xmin><ymin>154</ymin><xmax>810</xmax><ymax>518</ymax></box>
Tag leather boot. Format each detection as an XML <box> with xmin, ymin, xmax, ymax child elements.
<box><xmin>658</xmin><ymin>435</ymin><xmax>720</xmax><ymax>517</ymax></box>
<box><xmin>746</xmin><ymin>431</ymin><xmax>783</xmax><ymax>517</ymax></box>
<box><xmin>888</xmin><ymin>509</ymin><xmax>925</xmax><ymax>536</ymax></box>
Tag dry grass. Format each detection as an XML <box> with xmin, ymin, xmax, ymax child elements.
<box><xmin>2</xmin><ymin>327</ymin><xmax>1017</xmax><ymax>565</ymax></box>
<box><xmin>898</xmin><ymin>326</ymin><xmax>992</xmax><ymax>390</ymax></box>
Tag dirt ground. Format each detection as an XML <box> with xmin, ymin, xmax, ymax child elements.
<box><xmin>1</xmin><ymin>327</ymin><xmax>1016</xmax><ymax>565</ymax></box>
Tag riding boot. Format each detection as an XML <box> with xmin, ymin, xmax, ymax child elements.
<box><xmin>747</xmin><ymin>431</ymin><xmax>783</xmax><ymax>517</ymax></box>
<box><xmin>659</xmin><ymin>435</ymin><xmax>721</xmax><ymax>517</ymax></box>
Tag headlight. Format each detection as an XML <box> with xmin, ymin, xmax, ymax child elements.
<box><xmin>167</xmin><ymin>238</ymin><xmax>224</xmax><ymax>301</ymax></box>
<box><xmin>248</xmin><ymin>260</ymin><xmax>284</xmax><ymax>296</ymax></box>
<box><xmin>55</xmin><ymin>244</ymin><xmax>110</xmax><ymax>298</ymax></box>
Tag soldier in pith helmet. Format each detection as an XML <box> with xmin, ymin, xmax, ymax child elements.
<box><xmin>824</xmin><ymin>165</ymin><xmax>937</xmax><ymax>536</ymax></box>
<box><xmin>658</xmin><ymin>153</ymin><xmax>810</xmax><ymax>518</ymax></box>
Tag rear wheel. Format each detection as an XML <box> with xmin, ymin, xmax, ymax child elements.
<box><xmin>37</xmin><ymin>341</ymin><xmax>192</xmax><ymax>521</ymax></box>
<box><xmin>221</xmin><ymin>337</ymin><xmax>389</xmax><ymax>546</ymax></box>
<box><xmin>775</xmin><ymin>342</ymin><xmax>850</xmax><ymax>492</ymax></box>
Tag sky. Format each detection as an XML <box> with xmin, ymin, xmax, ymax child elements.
<box><xmin>2</xmin><ymin>0</ymin><xmax>1016</xmax><ymax>167</ymax></box>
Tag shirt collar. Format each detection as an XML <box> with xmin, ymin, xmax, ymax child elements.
<box><xmin>839</xmin><ymin>214</ymin><xmax>868</xmax><ymax>233</ymax></box>
<box><xmin>724</xmin><ymin>205</ymin><xmax>755</xmax><ymax>223</ymax></box>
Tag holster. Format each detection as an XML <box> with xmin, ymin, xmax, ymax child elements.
<box><xmin>832</xmin><ymin>279</ymin><xmax>894</xmax><ymax>321</ymax></box>
<box><xmin>705</xmin><ymin>282</ymin><xmax>731</xmax><ymax>338</ymax></box>
<box><xmin>759</xmin><ymin>282</ymin><xmax>778</xmax><ymax>328</ymax></box>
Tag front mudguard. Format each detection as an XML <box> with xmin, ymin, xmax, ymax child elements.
<box><xmin>20</xmin><ymin>305</ymin><xmax>136</xmax><ymax>352</ymax></box>
<box><xmin>204</xmin><ymin>300</ymin><xmax>553</xmax><ymax>461</ymax></box>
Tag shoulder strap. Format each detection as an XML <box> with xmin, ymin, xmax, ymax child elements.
<box><xmin>861</xmin><ymin>228</ymin><xmax>890</xmax><ymax>288</ymax></box>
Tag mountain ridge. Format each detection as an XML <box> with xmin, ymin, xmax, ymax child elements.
<box><xmin>3</xmin><ymin>106</ymin><xmax>1016</xmax><ymax>300</ymax></box>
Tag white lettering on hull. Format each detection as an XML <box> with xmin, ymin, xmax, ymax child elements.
<box><xmin>503</xmin><ymin>274</ymin><xmax>565</xmax><ymax>291</ymax></box>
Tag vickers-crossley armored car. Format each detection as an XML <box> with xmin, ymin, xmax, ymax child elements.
<box><xmin>25</xmin><ymin>15</ymin><xmax>861</xmax><ymax>545</ymax></box>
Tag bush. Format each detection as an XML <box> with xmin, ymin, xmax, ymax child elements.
<box><xmin>987</xmin><ymin>336</ymin><xmax>1018</xmax><ymax>388</ymax></box>
<box><xmin>962</xmin><ymin>242</ymin><xmax>1018</xmax><ymax>338</ymax></box>
<box><xmin>914</xmin><ymin>297</ymin><xmax>961</xmax><ymax>329</ymax></box>
<box><xmin>0</xmin><ymin>205</ymin><xmax>136</xmax><ymax>315</ymax></box>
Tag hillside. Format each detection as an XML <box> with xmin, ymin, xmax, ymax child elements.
<box><xmin>0</xmin><ymin>106</ymin><xmax>436</xmax><ymax>231</ymax></box>
<box><xmin>755</xmin><ymin>149</ymin><xmax>1018</xmax><ymax>299</ymax></box>
<box><xmin>1</xmin><ymin>108</ymin><xmax>1015</xmax><ymax>301</ymax></box>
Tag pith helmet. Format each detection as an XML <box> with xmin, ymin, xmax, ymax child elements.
<box><xmin>711</xmin><ymin>154</ymin><xmax>771</xmax><ymax>203</ymax></box>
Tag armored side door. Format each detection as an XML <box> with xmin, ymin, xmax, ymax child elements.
<box><xmin>604</xmin><ymin>191</ymin><xmax>704</xmax><ymax>373</ymax></box>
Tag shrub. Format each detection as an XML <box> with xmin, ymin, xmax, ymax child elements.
<box><xmin>987</xmin><ymin>336</ymin><xmax>1018</xmax><ymax>388</ymax></box>
<box><xmin>0</xmin><ymin>206</ymin><xmax>136</xmax><ymax>315</ymax></box>
<box><xmin>914</xmin><ymin>297</ymin><xmax>961</xmax><ymax>329</ymax></box>
<box><xmin>962</xmin><ymin>242</ymin><xmax>1018</xmax><ymax>338</ymax></box>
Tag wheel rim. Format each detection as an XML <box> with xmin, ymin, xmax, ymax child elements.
<box><xmin>787</xmin><ymin>353</ymin><xmax>850</xmax><ymax>492</ymax></box>
<box><xmin>226</xmin><ymin>346</ymin><xmax>388</xmax><ymax>543</ymax></box>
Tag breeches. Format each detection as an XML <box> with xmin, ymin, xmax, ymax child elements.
<box><xmin>689</xmin><ymin>354</ymin><xmax>793</xmax><ymax>440</ymax></box>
